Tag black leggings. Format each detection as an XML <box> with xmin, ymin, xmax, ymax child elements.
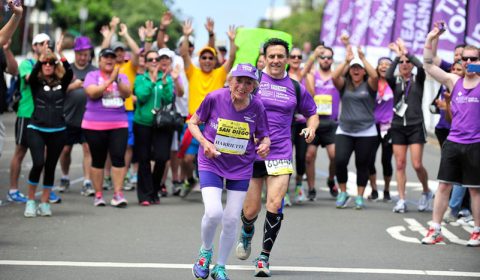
<box><xmin>134</xmin><ymin>123</ymin><xmax>173</xmax><ymax>202</ymax></box>
<box><xmin>435</xmin><ymin>127</ymin><xmax>450</xmax><ymax>147</ymax></box>
<box><xmin>292</xmin><ymin>122</ymin><xmax>307</xmax><ymax>176</ymax></box>
<box><xmin>83</xmin><ymin>128</ymin><xmax>128</xmax><ymax>169</ymax></box>
<box><xmin>27</xmin><ymin>128</ymin><xmax>66</xmax><ymax>187</ymax></box>
<box><xmin>335</xmin><ymin>134</ymin><xmax>378</xmax><ymax>186</ymax></box>
<box><xmin>369</xmin><ymin>125</ymin><xmax>393</xmax><ymax>177</ymax></box>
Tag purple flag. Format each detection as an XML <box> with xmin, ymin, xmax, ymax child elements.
<box><xmin>431</xmin><ymin>0</ymin><xmax>467</xmax><ymax>53</ymax></box>
<box><xmin>349</xmin><ymin>0</ymin><xmax>373</xmax><ymax>46</ymax></box>
<box><xmin>320</xmin><ymin>0</ymin><xmax>342</xmax><ymax>47</ymax></box>
<box><xmin>466</xmin><ymin>0</ymin><xmax>480</xmax><ymax>46</ymax></box>
<box><xmin>367</xmin><ymin>0</ymin><xmax>396</xmax><ymax>48</ymax></box>
<box><xmin>334</xmin><ymin>0</ymin><xmax>355</xmax><ymax>47</ymax></box>
<box><xmin>392</xmin><ymin>0</ymin><xmax>434</xmax><ymax>55</ymax></box>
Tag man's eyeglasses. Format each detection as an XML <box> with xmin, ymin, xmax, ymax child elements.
<box><xmin>289</xmin><ymin>55</ymin><xmax>302</xmax><ymax>60</ymax></box>
<box><xmin>41</xmin><ymin>60</ymin><xmax>57</xmax><ymax>66</ymax></box>
<box><xmin>200</xmin><ymin>56</ymin><xmax>214</xmax><ymax>61</ymax></box>
<box><xmin>461</xmin><ymin>56</ymin><xmax>479</xmax><ymax>62</ymax></box>
<box><xmin>146</xmin><ymin>57</ymin><xmax>161</xmax><ymax>62</ymax></box>
<box><xmin>399</xmin><ymin>60</ymin><xmax>410</xmax><ymax>64</ymax></box>
<box><xmin>319</xmin><ymin>55</ymin><xmax>333</xmax><ymax>60</ymax></box>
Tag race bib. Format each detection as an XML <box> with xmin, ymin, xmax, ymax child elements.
<box><xmin>265</xmin><ymin>159</ymin><xmax>294</xmax><ymax>176</ymax></box>
<box><xmin>102</xmin><ymin>95</ymin><xmax>124</xmax><ymax>108</ymax></box>
<box><xmin>314</xmin><ymin>94</ymin><xmax>332</xmax><ymax>116</ymax></box>
<box><xmin>214</xmin><ymin>118</ymin><xmax>250</xmax><ymax>155</ymax></box>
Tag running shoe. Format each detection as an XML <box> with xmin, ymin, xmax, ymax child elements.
<box><xmin>294</xmin><ymin>184</ymin><xmax>306</xmax><ymax>203</ymax></box>
<box><xmin>393</xmin><ymin>200</ymin><xmax>407</xmax><ymax>213</ymax></box>
<box><xmin>192</xmin><ymin>247</ymin><xmax>213</xmax><ymax>279</ymax></box>
<box><xmin>211</xmin><ymin>264</ymin><xmax>230</xmax><ymax>280</ymax></box>
<box><xmin>48</xmin><ymin>191</ymin><xmax>62</xmax><ymax>204</ymax></box>
<box><xmin>467</xmin><ymin>231</ymin><xmax>480</xmax><ymax>247</ymax></box>
<box><xmin>307</xmin><ymin>188</ymin><xmax>317</xmax><ymax>201</ymax></box>
<box><xmin>367</xmin><ymin>190</ymin><xmax>378</xmax><ymax>201</ymax></box>
<box><xmin>335</xmin><ymin>192</ymin><xmax>350</xmax><ymax>208</ymax></box>
<box><xmin>459</xmin><ymin>209</ymin><xmax>471</xmax><ymax>218</ymax></box>
<box><xmin>354</xmin><ymin>196</ymin><xmax>365</xmax><ymax>210</ymax></box>
<box><xmin>160</xmin><ymin>184</ymin><xmax>168</xmax><ymax>197</ymax></box>
<box><xmin>94</xmin><ymin>195</ymin><xmax>106</xmax><ymax>207</ymax></box>
<box><xmin>110</xmin><ymin>193</ymin><xmax>128</xmax><ymax>207</ymax></box>
<box><xmin>457</xmin><ymin>215</ymin><xmax>474</xmax><ymax>227</ymax></box>
<box><xmin>418</xmin><ymin>191</ymin><xmax>433</xmax><ymax>212</ymax></box>
<box><xmin>129</xmin><ymin>174</ymin><xmax>138</xmax><ymax>185</ymax></box>
<box><xmin>327</xmin><ymin>179</ymin><xmax>338</xmax><ymax>197</ymax></box>
<box><xmin>7</xmin><ymin>190</ymin><xmax>27</xmax><ymax>203</ymax></box>
<box><xmin>421</xmin><ymin>228</ymin><xmax>443</xmax><ymax>245</ymax></box>
<box><xmin>124</xmin><ymin>174</ymin><xmax>136</xmax><ymax>191</ymax></box>
<box><xmin>103</xmin><ymin>176</ymin><xmax>112</xmax><ymax>190</ymax></box>
<box><xmin>24</xmin><ymin>200</ymin><xmax>37</xmax><ymax>217</ymax></box>
<box><xmin>180</xmin><ymin>179</ymin><xmax>195</xmax><ymax>198</ymax></box>
<box><xmin>37</xmin><ymin>202</ymin><xmax>52</xmax><ymax>217</ymax></box>
<box><xmin>140</xmin><ymin>201</ymin><xmax>150</xmax><ymax>206</ymax></box>
<box><xmin>235</xmin><ymin>227</ymin><xmax>254</xmax><ymax>260</ymax></box>
<box><xmin>383</xmin><ymin>191</ymin><xmax>391</xmax><ymax>202</ymax></box>
<box><xmin>254</xmin><ymin>255</ymin><xmax>271</xmax><ymax>277</ymax></box>
<box><xmin>81</xmin><ymin>181</ymin><xmax>95</xmax><ymax>197</ymax></box>
<box><xmin>284</xmin><ymin>193</ymin><xmax>292</xmax><ymax>207</ymax></box>
<box><xmin>442</xmin><ymin>207</ymin><xmax>457</xmax><ymax>224</ymax></box>
<box><xmin>172</xmin><ymin>181</ymin><xmax>182</xmax><ymax>196</ymax></box>
<box><xmin>58</xmin><ymin>178</ymin><xmax>70</xmax><ymax>193</ymax></box>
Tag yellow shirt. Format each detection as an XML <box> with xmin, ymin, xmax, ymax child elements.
<box><xmin>186</xmin><ymin>64</ymin><xmax>227</xmax><ymax>115</ymax></box>
<box><xmin>117</xmin><ymin>60</ymin><xmax>137</xmax><ymax>111</ymax></box>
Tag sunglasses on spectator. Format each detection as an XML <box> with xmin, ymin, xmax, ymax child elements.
<box><xmin>200</xmin><ymin>56</ymin><xmax>214</xmax><ymax>61</ymax></box>
<box><xmin>319</xmin><ymin>55</ymin><xmax>333</xmax><ymax>60</ymax></box>
<box><xmin>146</xmin><ymin>57</ymin><xmax>161</xmax><ymax>62</ymax></box>
<box><xmin>461</xmin><ymin>56</ymin><xmax>479</xmax><ymax>62</ymax></box>
<box><xmin>41</xmin><ymin>60</ymin><xmax>57</xmax><ymax>66</ymax></box>
<box><xmin>290</xmin><ymin>55</ymin><xmax>302</xmax><ymax>60</ymax></box>
<box><xmin>399</xmin><ymin>60</ymin><xmax>410</xmax><ymax>64</ymax></box>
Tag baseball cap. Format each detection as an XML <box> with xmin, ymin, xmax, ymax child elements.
<box><xmin>74</xmin><ymin>36</ymin><xmax>93</xmax><ymax>51</ymax></box>
<box><xmin>349</xmin><ymin>58</ymin><xmax>365</xmax><ymax>68</ymax></box>
<box><xmin>230</xmin><ymin>63</ymin><xmax>259</xmax><ymax>80</ymax></box>
<box><xmin>157</xmin><ymin>48</ymin><xmax>174</xmax><ymax>59</ymax></box>
<box><xmin>99</xmin><ymin>48</ymin><xmax>116</xmax><ymax>58</ymax></box>
<box><xmin>177</xmin><ymin>35</ymin><xmax>195</xmax><ymax>49</ymax></box>
<box><xmin>32</xmin><ymin>33</ymin><xmax>51</xmax><ymax>45</ymax></box>
<box><xmin>111</xmin><ymin>41</ymin><xmax>127</xmax><ymax>51</ymax></box>
<box><xmin>198</xmin><ymin>46</ymin><xmax>217</xmax><ymax>57</ymax></box>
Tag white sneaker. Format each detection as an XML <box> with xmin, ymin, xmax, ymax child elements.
<box><xmin>294</xmin><ymin>184</ymin><xmax>306</xmax><ymax>204</ymax></box>
<box><xmin>418</xmin><ymin>191</ymin><xmax>433</xmax><ymax>212</ymax></box>
<box><xmin>442</xmin><ymin>207</ymin><xmax>457</xmax><ymax>223</ymax></box>
<box><xmin>457</xmin><ymin>215</ymin><xmax>474</xmax><ymax>227</ymax></box>
<box><xmin>393</xmin><ymin>200</ymin><xmax>407</xmax><ymax>213</ymax></box>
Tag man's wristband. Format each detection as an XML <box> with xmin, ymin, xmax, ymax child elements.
<box><xmin>208</xmin><ymin>32</ymin><xmax>214</xmax><ymax>37</ymax></box>
<box><xmin>145</xmin><ymin>37</ymin><xmax>153</xmax><ymax>43</ymax></box>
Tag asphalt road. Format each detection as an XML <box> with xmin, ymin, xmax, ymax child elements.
<box><xmin>0</xmin><ymin>111</ymin><xmax>479</xmax><ymax>280</ymax></box>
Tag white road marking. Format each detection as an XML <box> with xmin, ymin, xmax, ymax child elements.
<box><xmin>386</xmin><ymin>225</ymin><xmax>421</xmax><ymax>244</ymax></box>
<box><xmin>0</xmin><ymin>260</ymin><xmax>479</xmax><ymax>277</ymax></box>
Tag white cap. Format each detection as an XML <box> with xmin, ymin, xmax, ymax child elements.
<box><xmin>176</xmin><ymin>35</ymin><xmax>195</xmax><ymax>49</ymax></box>
<box><xmin>349</xmin><ymin>58</ymin><xmax>365</xmax><ymax>68</ymax></box>
<box><xmin>32</xmin><ymin>33</ymin><xmax>51</xmax><ymax>45</ymax></box>
<box><xmin>157</xmin><ymin>48</ymin><xmax>174</xmax><ymax>59</ymax></box>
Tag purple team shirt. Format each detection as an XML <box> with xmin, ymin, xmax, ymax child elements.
<box><xmin>196</xmin><ymin>88</ymin><xmax>269</xmax><ymax>180</ymax></box>
<box><xmin>257</xmin><ymin>72</ymin><xmax>317</xmax><ymax>161</ymax></box>
<box><xmin>374</xmin><ymin>83</ymin><xmax>394</xmax><ymax>124</ymax></box>
<box><xmin>447</xmin><ymin>78</ymin><xmax>480</xmax><ymax>144</ymax></box>
<box><xmin>313</xmin><ymin>72</ymin><xmax>340</xmax><ymax>121</ymax></box>
<box><xmin>82</xmin><ymin>70</ymin><xmax>130</xmax><ymax>129</ymax></box>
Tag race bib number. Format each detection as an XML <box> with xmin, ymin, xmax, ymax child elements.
<box><xmin>102</xmin><ymin>92</ymin><xmax>124</xmax><ymax>108</ymax></box>
<box><xmin>314</xmin><ymin>95</ymin><xmax>332</xmax><ymax>116</ymax></box>
<box><xmin>265</xmin><ymin>159</ymin><xmax>293</xmax><ymax>176</ymax></box>
<box><xmin>214</xmin><ymin>118</ymin><xmax>250</xmax><ymax>155</ymax></box>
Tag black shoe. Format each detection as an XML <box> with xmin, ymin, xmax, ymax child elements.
<box><xmin>383</xmin><ymin>191</ymin><xmax>391</xmax><ymax>202</ymax></box>
<box><xmin>307</xmin><ymin>188</ymin><xmax>317</xmax><ymax>201</ymax></box>
<box><xmin>327</xmin><ymin>179</ymin><xmax>338</xmax><ymax>197</ymax></box>
<box><xmin>368</xmin><ymin>190</ymin><xmax>379</xmax><ymax>200</ymax></box>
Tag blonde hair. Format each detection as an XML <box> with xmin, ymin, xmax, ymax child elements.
<box><xmin>37</xmin><ymin>50</ymin><xmax>65</xmax><ymax>86</ymax></box>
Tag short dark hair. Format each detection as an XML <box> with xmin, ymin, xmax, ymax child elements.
<box><xmin>263</xmin><ymin>38</ymin><xmax>289</xmax><ymax>56</ymax></box>
<box><xmin>323</xmin><ymin>46</ymin><xmax>334</xmax><ymax>56</ymax></box>
<box><xmin>455</xmin><ymin>44</ymin><xmax>466</xmax><ymax>50</ymax></box>
<box><xmin>144</xmin><ymin>50</ymin><xmax>158</xmax><ymax>59</ymax></box>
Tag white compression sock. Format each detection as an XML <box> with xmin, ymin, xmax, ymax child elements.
<box><xmin>200</xmin><ymin>187</ymin><xmax>224</xmax><ymax>251</ymax></box>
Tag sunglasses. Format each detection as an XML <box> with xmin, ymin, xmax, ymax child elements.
<box><xmin>461</xmin><ymin>56</ymin><xmax>479</xmax><ymax>62</ymax></box>
<box><xmin>200</xmin><ymin>56</ymin><xmax>214</xmax><ymax>61</ymax></box>
<box><xmin>290</xmin><ymin>55</ymin><xmax>302</xmax><ymax>60</ymax></box>
<box><xmin>146</xmin><ymin>57</ymin><xmax>161</xmax><ymax>62</ymax></box>
<box><xmin>41</xmin><ymin>60</ymin><xmax>57</xmax><ymax>66</ymax></box>
<box><xmin>319</xmin><ymin>55</ymin><xmax>333</xmax><ymax>60</ymax></box>
<box><xmin>399</xmin><ymin>60</ymin><xmax>410</xmax><ymax>64</ymax></box>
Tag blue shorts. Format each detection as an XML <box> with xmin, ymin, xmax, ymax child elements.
<box><xmin>181</xmin><ymin>123</ymin><xmax>204</xmax><ymax>155</ymax></box>
<box><xmin>199</xmin><ymin>170</ymin><xmax>250</xmax><ymax>192</ymax></box>
<box><xmin>127</xmin><ymin>111</ymin><xmax>134</xmax><ymax>146</ymax></box>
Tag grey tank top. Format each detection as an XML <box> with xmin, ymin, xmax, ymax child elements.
<box><xmin>339</xmin><ymin>81</ymin><xmax>376</xmax><ymax>133</ymax></box>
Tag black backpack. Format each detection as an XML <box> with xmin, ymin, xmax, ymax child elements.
<box><xmin>10</xmin><ymin>59</ymin><xmax>35</xmax><ymax>112</ymax></box>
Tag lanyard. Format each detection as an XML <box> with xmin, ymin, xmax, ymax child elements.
<box><xmin>403</xmin><ymin>79</ymin><xmax>412</xmax><ymax>99</ymax></box>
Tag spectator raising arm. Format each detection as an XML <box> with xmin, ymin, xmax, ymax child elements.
<box><xmin>223</xmin><ymin>25</ymin><xmax>237</xmax><ymax>73</ymax></box>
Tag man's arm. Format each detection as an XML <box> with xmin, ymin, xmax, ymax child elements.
<box><xmin>222</xmin><ymin>25</ymin><xmax>237</xmax><ymax>73</ymax></box>
<box><xmin>0</xmin><ymin>1</ymin><xmax>22</xmax><ymax>46</ymax></box>
<box><xmin>100</xmin><ymin>16</ymin><xmax>120</xmax><ymax>49</ymax></box>
<box><xmin>119</xmin><ymin>23</ymin><xmax>141</xmax><ymax>67</ymax></box>
<box><xmin>180</xmin><ymin>19</ymin><xmax>194</xmax><ymax>71</ymax></box>
<box><xmin>156</xmin><ymin>11</ymin><xmax>172</xmax><ymax>49</ymax></box>
<box><xmin>205</xmin><ymin>17</ymin><xmax>215</xmax><ymax>48</ymax></box>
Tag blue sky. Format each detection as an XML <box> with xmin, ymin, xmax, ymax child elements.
<box><xmin>171</xmin><ymin>0</ymin><xmax>285</xmax><ymax>48</ymax></box>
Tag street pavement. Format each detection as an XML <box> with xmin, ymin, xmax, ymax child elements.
<box><xmin>0</xmin><ymin>111</ymin><xmax>479</xmax><ymax>280</ymax></box>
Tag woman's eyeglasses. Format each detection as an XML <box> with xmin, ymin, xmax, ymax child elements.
<box><xmin>146</xmin><ymin>57</ymin><xmax>161</xmax><ymax>62</ymax></box>
<box><xmin>461</xmin><ymin>56</ymin><xmax>479</xmax><ymax>62</ymax></box>
<box><xmin>41</xmin><ymin>60</ymin><xmax>57</xmax><ymax>66</ymax></box>
<box><xmin>289</xmin><ymin>55</ymin><xmax>302</xmax><ymax>60</ymax></box>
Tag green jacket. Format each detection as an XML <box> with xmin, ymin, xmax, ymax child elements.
<box><xmin>133</xmin><ymin>71</ymin><xmax>174</xmax><ymax>126</ymax></box>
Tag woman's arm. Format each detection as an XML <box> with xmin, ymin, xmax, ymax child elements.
<box><xmin>188</xmin><ymin>113</ymin><xmax>218</xmax><ymax>159</ymax></box>
<box><xmin>358</xmin><ymin>46</ymin><xmax>378</xmax><ymax>91</ymax></box>
<box><xmin>133</xmin><ymin>75</ymin><xmax>153</xmax><ymax>104</ymax></box>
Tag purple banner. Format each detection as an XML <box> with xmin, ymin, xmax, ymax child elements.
<box><xmin>320</xmin><ymin>0</ymin><xmax>342</xmax><ymax>47</ymax></box>
<box><xmin>431</xmin><ymin>0</ymin><xmax>467</xmax><ymax>53</ymax></box>
<box><xmin>333</xmin><ymin>0</ymin><xmax>355</xmax><ymax>47</ymax></box>
<box><xmin>465</xmin><ymin>0</ymin><xmax>480</xmax><ymax>46</ymax></box>
<box><xmin>392</xmin><ymin>0</ymin><xmax>434</xmax><ymax>55</ymax></box>
<box><xmin>349</xmin><ymin>0</ymin><xmax>372</xmax><ymax>46</ymax></box>
<box><xmin>367</xmin><ymin>0</ymin><xmax>396</xmax><ymax>48</ymax></box>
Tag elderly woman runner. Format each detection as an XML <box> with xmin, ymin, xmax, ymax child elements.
<box><xmin>189</xmin><ymin>63</ymin><xmax>270</xmax><ymax>280</ymax></box>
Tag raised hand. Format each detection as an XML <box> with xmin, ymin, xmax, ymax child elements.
<box><xmin>100</xmin><ymin>25</ymin><xmax>110</xmax><ymax>38</ymax></box>
<box><xmin>182</xmin><ymin>19</ymin><xmax>193</xmax><ymax>36</ymax></box>
<box><xmin>357</xmin><ymin>46</ymin><xmax>365</xmax><ymax>60</ymax></box>
<box><xmin>345</xmin><ymin>45</ymin><xmax>354</xmax><ymax>63</ymax></box>
<box><xmin>388</xmin><ymin>42</ymin><xmax>401</xmax><ymax>56</ymax></box>
<box><xmin>138</xmin><ymin>26</ymin><xmax>146</xmax><ymax>42</ymax></box>
<box><xmin>161</xmin><ymin>11</ymin><xmax>173</xmax><ymax>27</ymax></box>
<box><xmin>145</xmin><ymin>20</ymin><xmax>157</xmax><ymax>38</ymax></box>
<box><xmin>205</xmin><ymin>17</ymin><xmax>214</xmax><ymax>34</ymax></box>
<box><xmin>55</xmin><ymin>34</ymin><xmax>64</xmax><ymax>54</ymax></box>
<box><xmin>227</xmin><ymin>25</ymin><xmax>237</xmax><ymax>41</ymax></box>
<box><xmin>396</xmin><ymin>38</ymin><xmax>408</xmax><ymax>55</ymax></box>
<box><xmin>171</xmin><ymin>64</ymin><xmax>181</xmax><ymax>81</ymax></box>
<box><xmin>118</xmin><ymin>23</ymin><xmax>128</xmax><ymax>37</ymax></box>
<box><xmin>340</xmin><ymin>33</ymin><xmax>350</xmax><ymax>47</ymax></box>
<box><xmin>110</xmin><ymin>16</ymin><xmax>120</xmax><ymax>30</ymax></box>
<box><xmin>8</xmin><ymin>0</ymin><xmax>23</xmax><ymax>16</ymax></box>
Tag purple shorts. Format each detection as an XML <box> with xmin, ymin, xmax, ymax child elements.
<box><xmin>199</xmin><ymin>170</ymin><xmax>250</xmax><ymax>192</ymax></box>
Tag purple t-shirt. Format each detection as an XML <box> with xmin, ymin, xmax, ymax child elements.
<box><xmin>82</xmin><ymin>70</ymin><xmax>130</xmax><ymax>130</ymax></box>
<box><xmin>257</xmin><ymin>72</ymin><xmax>317</xmax><ymax>160</ymax></box>
<box><xmin>196</xmin><ymin>88</ymin><xmax>269</xmax><ymax>180</ymax></box>
<box><xmin>435</xmin><ymin>86</ymin><xmax>452</xmax><ymax>130</ymax></box>
<box><xmin>374</xmin><ymin>82</ymin><xmax>394</xmax><ymax>124</ymax></box>
<box><xmin>447</xmin><ymin>78</ymin><xmax>480</xmax><ymax>144</ymax></box>
<box><xmin>313</xmin><ymin>72</ymin><xmax>340</xmax><ymax>121</ymax></box>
